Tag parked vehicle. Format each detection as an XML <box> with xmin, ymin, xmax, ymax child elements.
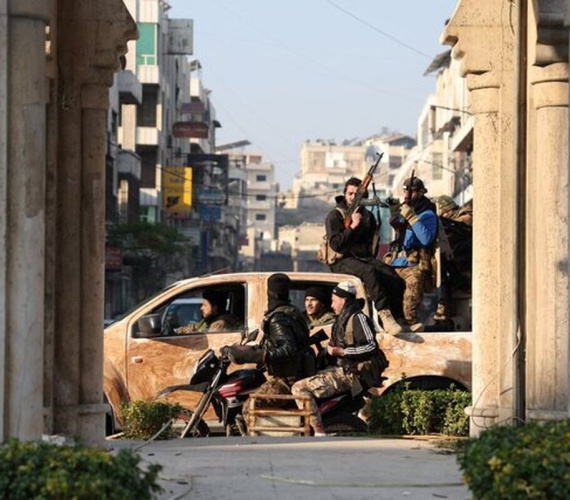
<box><xmin>104</xmin><ymin>272</ymin><xmax>472</xmax><ymax>434</ymax></box>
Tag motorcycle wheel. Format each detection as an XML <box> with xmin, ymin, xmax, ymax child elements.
<box><xmin>172</xmin><ymin>409</ymin><xmax>210</xmax><ymax>438</ymax></box>
<box><xmin>323</xmin><ymin>414</ymin><xmax>368</xmax><ymax>436</ymax></box>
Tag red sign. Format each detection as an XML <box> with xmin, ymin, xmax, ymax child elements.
<box><xmin>172</xmin><ymin>121</ymin><xmax>209</xmax><ymax>139</ymax></box>
<box><xmin>105</xmin><ymin>246</ymin><xmax>122</xmax><ymax>271</ymax></box>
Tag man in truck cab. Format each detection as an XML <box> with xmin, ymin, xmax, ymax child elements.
<box><xmin>174</xmin><ymin>290</ymin><xmax>240</xmax><ymax>334</ymax></box>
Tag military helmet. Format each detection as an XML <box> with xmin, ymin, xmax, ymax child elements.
<box><xmin>403</xmin><ymin>177</ymin><xmax>427</xmax><ymax>192</ymax></box>
<box><xmin>436</xmin><ymin>195</ymin><xmax>458</xmax><ymax>213</ymax></box>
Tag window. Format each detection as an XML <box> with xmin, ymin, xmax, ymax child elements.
<box><xmin>255</xmin><ymin>195</ymin><xmax>266</xmax><ymax>201</ymax></box>
<box><xmin>255</xmin><ymin>214</ymin><xmax>266</xmax><ymax>221</ymax></box>
<box><xmin>256</xmin><ymin>174</ymin><xmax>266</xmax><ymax>182</ymax></box>
<box><xmin>137</xmin><ymin>284</ymin><xmax>246</xmax><ymax>337</ymax></box>
<box><xmin>137</xmin><ymin>23</ymin><xmax>157</xmax><ymax>65</ymax></box>
<box><xmin>432</xmin><ymin>153</ymin><xmax>443</xmax><ymax>180</ymax></box>
<box><xmin>137</xmin><ymin>85</ymin><xmax>158</xmax><ymax>127</ymax></box>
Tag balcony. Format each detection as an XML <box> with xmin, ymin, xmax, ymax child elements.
<box><xmin>117</xmin><ymin>150</ymin><xmax>141</xmax><ymax>180</ymax></box>
<box><xmin>117</xmin><ymin>70</ymin><xmax>142</xmax><ymax>105</ymax></box>
<box><xmin>136</xmin><ymin>127</ymin><xmax>159</xmax><ymax>146</ymax></box>
<box><xmin>137</xmin><ymin>65</ymin><xmax>159</xmax><ymax>85</ymax></box>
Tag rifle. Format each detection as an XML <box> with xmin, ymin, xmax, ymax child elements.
<box><xmin>392</xmin><ymin>168</ymin><xmax>415</xmax><ymax>252</ymax></box>
<box><xmin>343</xmin><ymin>152</ymin><xmax>384</xmax><ymax>229</ymax></box>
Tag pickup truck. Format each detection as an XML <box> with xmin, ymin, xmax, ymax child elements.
<box><xmin>103</xmin><ymin>272</ymin><xmax>472</xmax><ymax>432</ymax></box>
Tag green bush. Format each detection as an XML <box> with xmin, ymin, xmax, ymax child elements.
<box><xmin>121</xmin><ymin>400</ymin><xmax>183</xmax><ymax>440</ymax></box>
<box><xmin>0</xmin><ymin>439</ymin><xmax>162</xmax><ymax>499</ymax></box>
<box><xmin>368</xmin><ymin>385</ymin><xmax>471</xmax><ymax>436</ymax></box>
<box><xmin>458</xmin><ymin>419</ymin><xmax>570</xmax><ymax>499</ymax></box>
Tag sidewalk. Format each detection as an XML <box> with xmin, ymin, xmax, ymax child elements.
<box><xmin>108</xmin><ymin>435</ymin><xmax>471</xmax><ymax>500</ymax></box>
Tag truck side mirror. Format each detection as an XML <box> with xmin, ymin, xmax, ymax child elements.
<box><xmin>136</xmin><ymin>313</ymin><xmax>162</xmax><ymax>338</ymax></box>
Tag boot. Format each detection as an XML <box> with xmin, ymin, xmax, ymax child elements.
<box><xmin>378</xmin><ymin>309</ymin><xmax>403</xmax><ymax>335</ymax></box>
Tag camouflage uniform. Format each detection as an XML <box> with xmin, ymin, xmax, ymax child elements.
<box><xmin>302</xmin><ymin>310</ymin><xmax>336</xmax><ymax>328</ymax></box>
<box><xmin>175</xmin><ymin>312</ymin><xmax>239</xmax><ymax>334</ymax></box>
<box><xmin>394</xmin><ymin>266</ymin><xmax>425</xmax><ymax>325</ymax></box>
<box><xmin>291</xmin><ymin>283</ymin><xmax>379</xmax><ymax>434</ymax></box>
<box><xmin>291</xmin><ymin>366</ymin><xmax>359</xmax><ymax>430</ymax></box>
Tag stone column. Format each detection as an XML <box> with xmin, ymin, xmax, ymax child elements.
<box><xmin>51</xmin><ymin>0</ymin><xmax>136</xmax><ymax>444</ymax></box>
<box><xmin>443</xmin><ymin>0</ymin><xmax>518</xmax><ymax>435</ymax></box>
<box><xmin>0</xmin><ymin>0</ymin><xmax>49</xmax><ymax>440</ymax></box>
<box><xmin>526</xmin><ymin>62</ymin><xmax>569</xmax><ymax>421</ymax></box>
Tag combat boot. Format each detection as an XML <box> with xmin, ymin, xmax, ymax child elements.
<box><xmin>378</xmin><ymin>309</ymin><xmax>403</xmax><ymax>335</ymax></box>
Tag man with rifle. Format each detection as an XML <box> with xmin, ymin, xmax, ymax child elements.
<box><xmin>385</xmin><ymin>175</ymin><xmax>438</xmax><ymax>331</ymax></box>
<box><xmin>324</xmin><ymin>155</ymin><xmax>405</xmax><ymax>335</ymax></box>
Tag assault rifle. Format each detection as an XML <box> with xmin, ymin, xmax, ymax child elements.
<box><xmin>343</xmin><ymin>152</ymin><xmax>384</xmax><ymax>229</ymax></box>
<box><xmin>391</xmin><ymin>168</ymin><xmax>415</xmax><ymax>252</ymax></box>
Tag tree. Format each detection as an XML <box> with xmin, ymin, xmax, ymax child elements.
<box><xmin>107</xmin><ymin>221</ymin><xmax>193</xmax><ymax>300</ymax></box>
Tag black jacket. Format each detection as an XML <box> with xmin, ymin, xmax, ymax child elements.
<box><xmin>330</xmin><ymin>299</ymin><xmax>379</xmax><ymax>370</ymax></box>
<box><xmin>326</xmin><ymin>196</ymin><xmax>377</xmax><ymax>259</ymax></box>
<box><xmin>261</xmin><ymin>303</ymin><xmax>311</xmax><ymax>380</ymax></box>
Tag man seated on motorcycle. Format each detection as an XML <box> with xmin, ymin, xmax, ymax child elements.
<box><xmin>291</xmin><ymin>281</ymin><xmax>380</xmax><ymax>437</ymax></box>
<box><xmin>302</xmin><ymin>286</ymin><xmax>336</xmax><ymax>328</ymax></box>
<box><xmin>222</xmin><ymin>273</ymin><xmax>314</xmax><ymax>408</ymax></box>
<box><xmin>175</xmin><ymin>290</ymin><xmax>240</xmax><ymax>334</ymax></box>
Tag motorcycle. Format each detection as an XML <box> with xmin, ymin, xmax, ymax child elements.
<box><xmin>155</xmin><ymin>329</ymin><xmax>265</xmax><ymax>438</ymax></box>
<box><xmin>156</xmin><ymin>329</ymin><xmax>369</xmax><ymax>437</ymax></box>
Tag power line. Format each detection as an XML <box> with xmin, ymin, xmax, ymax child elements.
<box><xmin>324</xmin><ymin>0</ymin><xmax>433</xmax><ymax>60</ymax></box>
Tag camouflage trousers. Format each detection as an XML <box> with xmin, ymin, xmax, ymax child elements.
<box><xmin>394</xmin><ymin>266</ymin><xmax>426</xmax><ymax>325</ymax></box>
<box><xmin>291</xmin><ymin>366</ymin><xmax>359</xmax><ymax>432</ymax></box>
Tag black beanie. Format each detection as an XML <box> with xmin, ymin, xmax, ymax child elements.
<box><xmin>305</xmin><ymin>286</ymin><xmax>331</xmax><ymax>308</ymax></box>
<box><xmin>202</xmin><ymin>290</ymin><xmax>228</xmax><ymax>310</ymax></box>
<box><xmin>267</xmin><ymin>273</ymin><xmax>290</xmax><ymax>302</ymax></box>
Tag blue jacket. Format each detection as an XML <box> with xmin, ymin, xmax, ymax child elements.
<box><xmin>391</xmin><ymin>207</ymin><xmax>438</xmax><ymax>267</ymax></box>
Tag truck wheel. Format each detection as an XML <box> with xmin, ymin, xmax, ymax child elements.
<box><xmin>323</xmin><ymin>414</ymin><xmax>368</xmax><ymax>435</ymax></box>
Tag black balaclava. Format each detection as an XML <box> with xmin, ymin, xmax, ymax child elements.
<box><xmin>267</xmin><ymin>273</ymin><xmax>290</xmax><ymax>312</ymax></box>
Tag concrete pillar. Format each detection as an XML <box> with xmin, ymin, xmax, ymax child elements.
<box><xmin>443</xmin><ymin>0</ymin><xmax>518</xmax><ymax>436</ymax></box>
<box><xmin>464</xmin><ymin>78</ymin><xmax>502</xmax><ymax>431</ymax></box>
<box><xmin>51</xmin><ymin>0</ymin><xmax>136</xmax><ymax>444</ymax></box>
<box><xmin>0</xmin><ymin>0</ymin><xmax>49</xmax><ymax>440</ymax></box>
<box><xmin>527</xmin><ymin>63</ymin><xmax>569</xmax><ymax>421</ymax></box>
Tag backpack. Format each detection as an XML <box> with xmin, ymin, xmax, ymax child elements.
<box><xmin>316</xmin><ymin>208</ymin><xmax>345</xmax><ymax>265</ymax></box>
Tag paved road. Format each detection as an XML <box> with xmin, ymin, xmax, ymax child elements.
<box><xmin>109</xmin><ymin>435</ymin><xmax>471</xmax><ymax>500</ymax></box>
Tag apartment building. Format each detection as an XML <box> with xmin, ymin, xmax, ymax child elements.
<box><xmin>226</xmin><ymin>152</ymin><xmax>277</xmax><ymax>270</ymax></box>
<box><xmin>392</xmin><ymin>50</ymin><xmax>473</xmax><ymax>202</ymax></box>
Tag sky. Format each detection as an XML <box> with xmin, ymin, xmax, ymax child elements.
<box><xmin>168</xmin><ymin>1</ymin><xmax>459</xmax><ymax>189</ymax></box>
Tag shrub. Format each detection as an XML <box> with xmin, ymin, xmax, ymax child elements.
<box><xmin>458</xmin><ymin>419</ymin><xmax>570</xmax><ymax>499</ymax></box>
<box><xmin>0</xmin><ymin>439</ymin><xmax>162</xmax><ymax>499</ymax></box>
<box><xmin>368</xmin><ymin>385</ymin><xmax>470</xmax><ymax>436</ymax></box>
<box><xmin>121</xmin><ymin>400</ymin><xmax>183</xmax><ymax>440</ymax></box>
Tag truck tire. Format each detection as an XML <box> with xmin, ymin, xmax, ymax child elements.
<box><xmin>323</xmin><ymin>413</ymin><xmax>368</xmax><ymax>435</ymax></box>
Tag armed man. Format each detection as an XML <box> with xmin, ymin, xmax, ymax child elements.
<box><xmin>386</xmin><ymin>176</ymin><xmax>438</xmax><ymax>331</ymax></box>
<box><xmin>325</xmin><ymin>176</ymin><xmax>405</xmax><ymax>335</ymax></box>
